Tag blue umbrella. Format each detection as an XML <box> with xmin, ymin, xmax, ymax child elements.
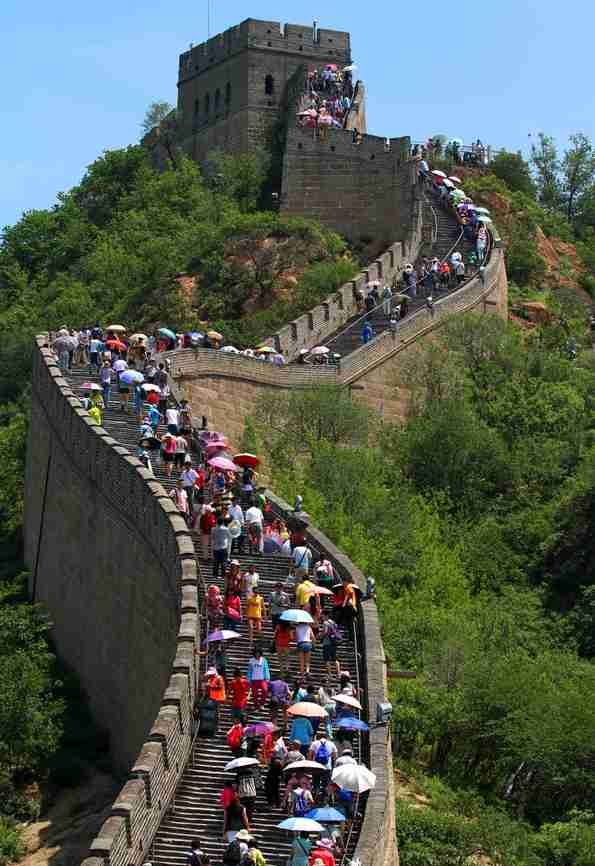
<box><xmin>305</xmin><ymin>808</ymin><xmax>346</xmax><ymax>823</ymax></box>
<box><xmin>187</xmin><ymin>331</ymin><xmax>204</xmax><ymax>339</ymax></box>
<box><xmin>264</xmin><ymin>536</ymin><xmax>283</xmax><ymax>554</ymax></box>
<box><xmin>158</xmin><ymin>327</ymin><xmax>176</xmax><ymax>341</ymax></box>
<box><xmin>280</xmin><ymin>609</ymin><xmax>314</xmax><ymax>625</ymax></box>
<box><xmin>119</xmin><ymin>370</ymin><xmax>144</xmax><ymax>385</ymax></box>
<box><xmin>336</xmin><ymin>717</ymin><xmax>369</xmax><ymax>732</ymax></box>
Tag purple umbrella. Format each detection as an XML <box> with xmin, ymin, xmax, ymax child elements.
<box><xmin>206</xmin><ymin>629</ymin><xmax>242</xmax><ymax>642</ymax></box>
<box><xmin>244</xmin><ymin>722</ymin><xmax>277</xmax><ymax>737</ymax></box>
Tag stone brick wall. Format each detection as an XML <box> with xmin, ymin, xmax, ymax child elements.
<box><xmin>166</xmin><ymin>249</ymin><xmax>507</xmax><ymax>439</ymax></box>
<box><xmin>177</xmin><ymin>18</ymin><xmax>350</xmax><ymax>164</ymax></box>
<box><xmin>25</xmin><ymin>338</ymin><xmax>201</xmax><ymax>866</ymax></box>
<box><xmin>281</xmin><ymin>125</ymin><xmax>414</xmax><ymax>243</ymax></box>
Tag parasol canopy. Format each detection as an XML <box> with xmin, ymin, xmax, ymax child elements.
<box><xmin>224</xmin><ymin>757</ymin><xmax>260</xmax><ymax>772</ymax></box>
<box><xmin>310</xmin><ymin>346</ymin><xmax>330</xmax><ymax>355</ymax></box>
<box><xmin>106</xmin><ymin>325</ymin><xmax>126</xmax><ymax>333</ymax></box>
<box><xmin>287</xmin><ymin>702</ymin><xmax>328</xmax><ymax>719</ymax></box>
<box><xmin>105</xmin><ymin>339</ymin><xmax>127</xmax><ymax>351</ymax></box>
<box><xmin>332</xmin><ymin>694</ymin><xmax>363</xmax><ymax>710</ymax></box>
<box><xmin>208</xmin><ymin>455</ymin><xmax>239</xmax><ymax>472</ymax></box>
<box><xmin>206</xmin><ymin>629</ymin><xmax>242</xmax><ymax>642</ymax></box>
<box><xmin>158</xmin><ymin>328</ymin><xmax>176</xmax><ymax>341</ymax></box>
<box><xmin>119</xmin><ymin>370</ymin><xmax>144</xmax><ymax>385</ymax></box>
<box><xmin>233</xmin><ymin>453</ymin><xmax>260</xmax><ymax>468</ymax></box>
<box><xmin>80</xmin><ymin>382</ymin><xmax>102</xmax><ymax>392</ymax></box>
<box><xmin>207</xmin><ymin>330</ymin><xmax>223</xmax><ymax>341</ymax></box>
<box><xmin>283</xmin><ymin>760</ymin><xmax>328</xmax><ymax>773</ymax></box>
<box><xmin>280</xmin><ymin>609</ymin><xmax>313</xmax><ymax>625</ymax></box>
<box><xmin>431</xmin><ymin>170</ymin><xmax>447</xmax><ymax>178</ymax></box>
<box><xmin>221</xmin><ymin>345</ymin><xmax>240</xmax><ymax>353</ymax></box>
<box><xmin>277</xmin><ymin>818</ymin><xmax>324</xmax><ymax>833</ymax></box>
<box><xmin>130</xmin><ymin>333</ymin><xmax>148</xmax><ymax>343</ymax></box>
<box><xmin>331</xmin><ymin>763</ymin><xmax>376</xmax><ymax>793</ymax></box>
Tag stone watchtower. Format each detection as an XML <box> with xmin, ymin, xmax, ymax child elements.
<box><xmin>176</xmin><ymin>18</ymin><xmax>351</xmax><ymax>163</ymax></box>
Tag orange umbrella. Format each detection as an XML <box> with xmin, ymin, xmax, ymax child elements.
<box><xmin>287</xmin><ymin>702</ymin><xmax>328</xmax><ymax>719</ymax></box>
<box><xmin>105</xmin><ymin>339</ymin><xmax>127</xmax><ymax>351</ymax></box>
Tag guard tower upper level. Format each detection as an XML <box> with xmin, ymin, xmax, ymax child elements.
<box><xmin>178</xmin><ymin>18</ymin><xmax>351</xmax><ymax>83</ymax></box>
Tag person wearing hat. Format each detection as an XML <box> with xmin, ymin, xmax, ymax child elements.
<box><xmin>204</xmin><ymin>667</ymin><xmax>226</xmax><ymax>703</ymax></box>
<box><xmin>335</xmin><ymin>746</ymin><xmax>357</xmax><ymax>766</ymax></box>
<box><xmin>228</xmin><ymin>496</ymin><xmax>245</xmax><ymax>554</ymax></box>
<box><xmin>310</xmin><ymin>840</ymin><xmax>336</xmax><ymax>866</ymax></box>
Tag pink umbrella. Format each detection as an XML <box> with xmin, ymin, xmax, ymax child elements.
<box><xmin>205</xmin><ymin>442</ymin><xmax>227</xmax><ymax>454</ymax></box>
<box><xmin>208</xmin><ymin>456</ymin><xmax>240</xmax><ymax>472</ymax></box>
<box><xmin>318</xmin><ymin>115</ymin><xmax>333</xmax><ymax>126</ymax></box>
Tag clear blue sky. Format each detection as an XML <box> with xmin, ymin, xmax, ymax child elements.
<box><xmin>2</xmin><ymin>0</ymin><xmax>593</xmax><ymax>230</ymax></box>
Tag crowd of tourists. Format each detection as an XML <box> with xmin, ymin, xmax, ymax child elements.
<box><xmin>413</xmin><ymin>137</ymin><xmax>489</xmax><ymax>166</ymax></box>
<box><xmin>297</xmin><ymin>64</ymin><xmax>356</xmax><ymax>137</ymax></box>
<box><xmin>49</xmin><ymin>323</ymin><xmax>375</xmax><ymax>866</ymax></box>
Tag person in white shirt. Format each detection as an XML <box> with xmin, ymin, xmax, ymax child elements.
<box><xmin>245</xmin><ymin>502</ymin><xmax>264</xmax><ymax>553</ymax></box>
<box><xmin>292</xmin><ymin>545</ymin><xmax>312</xmax><ymax>579</ymax></box>
<box><xmin>335</xmin><ymin>747</ymin><xmax>357</xmax><ymax>766</ymax></box>
<box><xmin>228</xmin><ymin>496</ymin><xmax>244</xmax><ymax>554</ymax></box>
<box><xmin>180</xmin><ymin>463</ymin><xmax>198</xmax><ymax>511</ymax></box>
<box><xmin>166</xmin><ymin>406</ymin><xmax>180</xmax><ymax>434</ymax></box>
<box><xmin>242</xmin><ymin>564</ymin><xmax>259</xmax><ymax>597</ymax></box>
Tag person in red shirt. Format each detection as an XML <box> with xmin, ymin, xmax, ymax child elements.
<box><xmin>309</xmin><ymin>839</ymin><xmax>336</xmax><ymax>866</ymax></box>
<box><xmin>226</xmin><ymin>720</ymin><xmax>245</xmax><ymax>756</ymax></box>
<box><xmin>228</xmin><ymin>668</ymin><xmax>250</xmax><ymax>720</ymax></box>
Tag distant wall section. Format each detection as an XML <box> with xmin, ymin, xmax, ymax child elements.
<box><xmin>281</xmin><ymin>126</ymin><xmax>414</xmax><ymax>243</ymax></box>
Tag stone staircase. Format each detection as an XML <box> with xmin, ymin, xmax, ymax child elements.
<box><xmin>64</xmin><ymin>365</ymin><xmax>364</xmax><ymax>866</ymax></box>
<box><xmin>315</xmin><ymin>197</ymin><xmax>468</xmax><ymax>360</ymax></box>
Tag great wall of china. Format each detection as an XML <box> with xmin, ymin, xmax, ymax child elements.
<box><xmin>24</xmin><ymin>17</ymin><xmax>508</xmax><ymax>866</ymax></box>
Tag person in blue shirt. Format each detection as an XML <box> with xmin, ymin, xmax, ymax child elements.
<box><xmin>361</xmin><ymin>322</ymin><xmax>374</xmax><ymax>344</ymax></box>
<box><xmin>148</xmin><ymin>404</ymin><xmax>161</xmax><ymax>434</ymax></box>
<box><xmin>289</xmin><ymin>715</ymin><xmax>314</xmax><ymax>755</ymax></box>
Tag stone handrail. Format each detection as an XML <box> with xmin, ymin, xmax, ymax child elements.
<box><xmin>265</xmin><ymin>492</ymin><xmax>396</xmax><ymax>866</ymax></box>
<box><xmin>28</xmin><ymin>338</ymin><xmax>201</xmax><ymax>866</ymax></box>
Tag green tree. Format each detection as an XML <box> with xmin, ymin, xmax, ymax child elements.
<box><xmin>491</xmin><ymin>149</ymin><xmax>537</xmax><ymax>197</ymax></box>
<box><xmin>561</xmin><ymin>133</ymin><xmax>595</xmax><ymax>222</ymax></box>
<box><xmin>531</xmin><ymin>133</ymin><xmax>562</xmax><ymax>210</ymax></box>
<box><xmin>141</xmin><ymin>100</ymin><xmax>175</xmax><ymax>134</ymax></box>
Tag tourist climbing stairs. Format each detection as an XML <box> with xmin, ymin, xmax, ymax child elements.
<box><xmin>64</xmin><ymin>364</ymin><xmax>364</xmax><ymax>866</ymax></box>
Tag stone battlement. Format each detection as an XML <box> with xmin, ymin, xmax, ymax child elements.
<box><xmin>179</xmin><ymin>18</ymin><xmax>350</xmax><ymax>81</ymax></box>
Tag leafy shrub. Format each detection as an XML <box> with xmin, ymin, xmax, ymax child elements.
<box><xmin>0</xmin><ymin>818</ymin><xmax>25</xmax><ymax>866</ymax></box>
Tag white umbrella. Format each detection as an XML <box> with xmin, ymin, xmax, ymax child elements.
<box><xmin>448</xmin><ymin>176</ymin><xmax>462</xmax><ymax>184</ymax></box>
<box><xmin>283</xmin><ymin>760</ymin><xmax>328</xmax><ymax>773</ymax></box>
<box><xmin>106</xmin><ymin>324</ymin><xmax>126</xmax><ymax>333</ymax></box>
<box><xmin>331</xmin><ymin>763</ymin><xmax>376</xmax><ymax>793</ymax></box>
<box><xmin>113</xmin><ymin>359</ymin><xmax>128</xmax><ymax>372</ymax></box>
<box><xmin>221</xmin><ymin>345</ymin><xmax>240</xmax><ymax>353</ymax></box>
<box><xmin>224</xmin><ymin>757</ymin><xmax>260</xmax><ymax>772</ymax></box>
<box><xmin>310</xmin><ymin>346</ymin><xmax>330</xmax><ymax>356</ymax></box>
<box><xmin>367</xmin><ymin>280</ymin><xmax>380</xmax><ymax>288</ymax></box>
<box><xmin>277</xmin><ymin>817</ymin><xmax>324</xmax><ymax>833</ymax></box>
<box><xmin>141</xmin><ymin>384</ymin><xmax>160</xmax><ymax>393</ymax></box>
<box><xmin>332</xmin><ymin>694</ymin><xmax>363</xmax><ymax>711</ymax></box>
<box><xmin>343</xmin><ymin>64</ymin><xmax>358</xmax><ymax>72</ymax></box>
<box><xmin>431</xmin><ymin>170</ymin><xmax>447</xmax><ymax>178</ymax></box>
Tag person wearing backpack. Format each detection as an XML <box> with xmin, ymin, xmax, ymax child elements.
<box><xmin>309</xmin><ymin>732</ymin><xmax>337</xmax><ymax>796</ymax></box>
<box><xmin>290</xmin><ymin>785</ymin><xmax>314</xmax><ymax>818</ymax></box>
<box><xmin>223</xmin><ymin>797</ymin><xmax>250</xmax><ymax>845</ymax></box>
<box><xmin>185</xmin><ymin>838</ymin><xmax>205</xmax><ymax>866</ymax></box>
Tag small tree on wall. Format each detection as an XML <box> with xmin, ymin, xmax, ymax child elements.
<box><xmin>141</xmin><ymin>101</ymin><xmax>180</xmax><ymax>169</ymax></box>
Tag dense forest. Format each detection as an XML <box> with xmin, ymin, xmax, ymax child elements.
<box><xmin>1</xmin><ymin>128</ymin><xmax>595</xmax><ymax>865</ymax></box>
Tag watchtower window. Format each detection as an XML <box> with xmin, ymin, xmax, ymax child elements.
<box><xmin>204</xmin><ymin>93</ymin><xmax>210</xmax><ymax>114</ymax></box>
<box><xmin>225</xmin><ymin>82</ymin><xmax>231</xmax><ymax>104</ymax></box>
<box><xmin>215</xmin><ymin>88</ymin><xmax>221</xmax><ymax>111</ymax></box>
<box><xmin>265</xmin><ymin>74</ymin><xmax>275</xmax><ymax>96</ymax></box>
<box><xmin>194</xmin><ymin>98</ymin><xmax>199</xmax><ymax>115</ymax></box>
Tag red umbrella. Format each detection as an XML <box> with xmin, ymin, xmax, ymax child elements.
<box><xmin>105</xmin><ymin>339</ymin><xmax>127</xmax><ymax>351</ymax></box>
<box><xmin>233</xmin><ymin>453</ymin><xmax>261</xmax><ymax>468</ymax></box>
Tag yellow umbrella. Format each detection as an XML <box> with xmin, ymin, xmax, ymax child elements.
<box><xmin>130</xmin><ymin>333</ymin><xmax>148</xmax><ymax>344</ymax></box>
<box><xmin>256</xmin><ymin>345</ymin><xmax>276</xmax><ymax>354</ymax></box>
<box><xmin>207</xmin><ymin>330</ymin><xmax>223</xmax><ymax>341</ymax></box>
<box><xmin>106</xmin><ymin>324</ymin><xmax>126</xmax><ymax>333</ymax></box>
